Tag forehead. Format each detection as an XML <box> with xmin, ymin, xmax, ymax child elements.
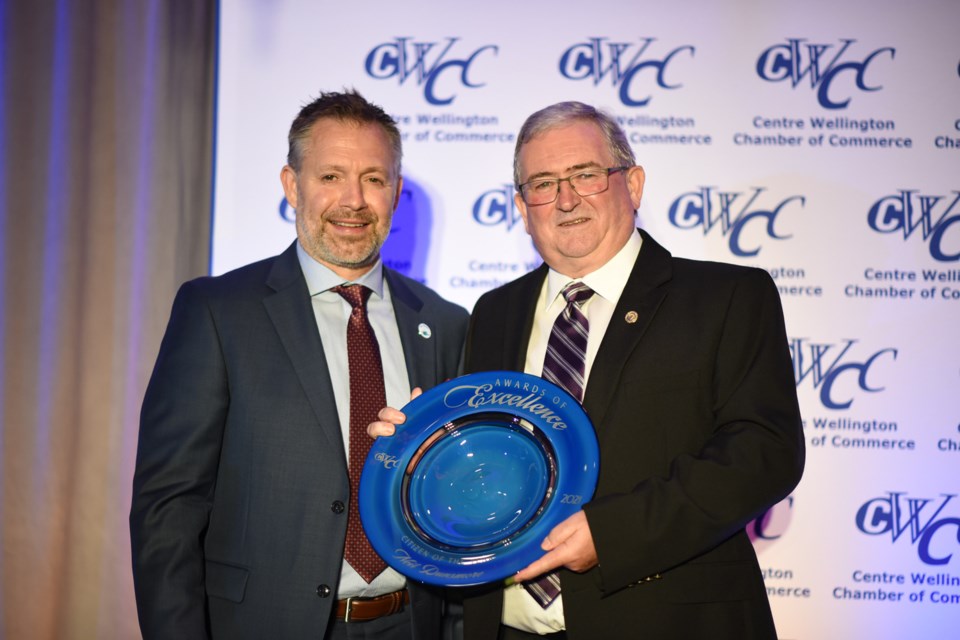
<box><xmin>302</xmin><ymin>118</ymin><xmax>396</xmax><ymax>168</ymax></box>
<box><xmin>517</xmin><ymin>121</ymin><xmax>612</xmax><ymax>178</ymax></box>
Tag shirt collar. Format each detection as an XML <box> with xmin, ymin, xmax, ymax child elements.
<box><xmin>544</xmin><ymin>228</ymin><xmax>643</xmax><ymax>310</ymax></box>
<box><xmin>296</xmin><ymin>242</ymin><xmax>385</xmax><ymax>299</ymax></box>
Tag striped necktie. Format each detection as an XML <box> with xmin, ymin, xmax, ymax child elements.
<box><xmin>541</xmin><ymin>281</ymin><xmax>594</xmax><ymax>402</ymax></box>
<box><xmin>525</xmin><ymin>281</ymin><xmax>594</xmax><ymax>607</ymax></box>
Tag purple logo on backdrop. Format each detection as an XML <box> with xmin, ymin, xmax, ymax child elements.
<box><xmin>667</xmin><ymin>186</ymin><xmax>803</xmax><ymax>256</ymax></box>
<box><xmin>790</xmin><ymin>338</ymin><xmax>896</xmax><ymax>410</ymax></box>
<box><xmin>756</xmin><ymin>39</ymin><xmax>895</xmax><ymax>109</ymax></box>
<box><xmin>856</xmin><ymin>493</ymin><xmax>960</xmax><ymax>566</ymax></box>
<box><xmin>558</xmin><ymin>37</ymin><xmax>694</xmax><ymax>107</ymax></box>
<box><xmin>748</xmin><ymin>496</ymin><xmax>796</xmax><ymax>556</ymax></box>
<box><xmin>473</xmin><ymin>185</ymin><xmax>522</xmax><ymax>231</ymax></box>
<box><xmin>364</xmin><ymin>37</ymin><xmax>497</xmax><ymax>105</ymax></box>
<box><xmin>868</xmin><ymin>190</ymin><xmax>960</xmax><ymax>262</ymax></box>
<box><xmin>751</xmin><ymin>496</ymin><xmax>795</xmax><ymax>541</ymax></box>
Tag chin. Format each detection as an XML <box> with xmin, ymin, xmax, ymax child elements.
<box><xmin>557</xmin><ymin>240</ymin><xmax>600</xmax><ymax>259</ymax></box>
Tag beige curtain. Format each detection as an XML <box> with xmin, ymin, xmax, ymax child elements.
<box><xmin>1</xmin><ymin>1</ymin><xmax>216</xmax><ymax>637</ymax></box>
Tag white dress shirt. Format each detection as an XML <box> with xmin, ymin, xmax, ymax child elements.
<box><xmin>503</xmin><ymin>229</ymin><xmax>643</xmax><ymax>633</ymax></box>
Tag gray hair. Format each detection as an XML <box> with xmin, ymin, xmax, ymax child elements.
<box><xmin>513</xmin><ymin>101</ymin><xmax>635</xmax><ymax>187</ymax></box>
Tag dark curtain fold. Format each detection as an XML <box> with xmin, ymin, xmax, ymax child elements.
<box><xmin>1</xmin><ymin>1</ymin><xmax>217</xmax><ymax>637</ymax></box>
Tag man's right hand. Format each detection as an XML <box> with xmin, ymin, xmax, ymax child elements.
<box><xmin>367</xmin><ymin>387</ymin><xmax>422</xmax><ymax>438</ymax></box>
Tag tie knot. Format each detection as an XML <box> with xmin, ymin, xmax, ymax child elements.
<box><xmin>333</xmin><ymin>284</ymin><xmax>371</xmax><ymax>309</ymax></box>
<box><xmin>561</xmin><ymin>281</ymin><xmax>594</xmax><ymax>306</ymax></box>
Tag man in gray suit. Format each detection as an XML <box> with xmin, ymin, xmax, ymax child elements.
<box><xmin>131</xmin><ymin>90</ymin><xmax>468</xmax><ymax>639</ymax></box>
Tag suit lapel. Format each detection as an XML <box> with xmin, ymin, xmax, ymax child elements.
<box><xmin>583</xmin><ymin>230</ymin><xmax>672</xmax><ymax>431</ymax></box>
<box><xmin>385</xmin><ymin>269</ymin><xmax>437</xmax><ymax>390</ymax></box>
<box><xmin>262</xmin><ymin>243</ymin><xmax>346</xmax><ymax>460</ymax></box>
<box><xmin>503</xmin><ymin>265</ymin><xmax>548</xmax><ymax>371</ymax></box>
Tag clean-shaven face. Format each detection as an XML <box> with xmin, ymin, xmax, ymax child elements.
<box><xmin>515</xmin><ymin>120</ymin><xmax>644</xmax><ymax>278</ymax></box>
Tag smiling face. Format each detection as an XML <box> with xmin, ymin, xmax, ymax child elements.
<box><xmin>280</xmin><ymin>118</ymin><xmax>402</xmax><ymax>280</ymax></box>
<box><xmin>514</xmin><ymin>120</ymin><xmax>645</xmax><ymax>278</ymax></box>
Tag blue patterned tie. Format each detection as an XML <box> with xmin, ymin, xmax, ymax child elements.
<box><xmin>525</xmin><ymin>281</ymin><xmax>594</xmax><ymax>608</ymax></box>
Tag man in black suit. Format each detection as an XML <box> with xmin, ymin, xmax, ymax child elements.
<box><xmin>372</xmin><ymin>101</ymin><xmax>804</xmax><ymax>639</ymax></box>
<box><xmin>130</xmin><ymin>90</ymin><xmax>468</xmax><ymax>639</ymax></box>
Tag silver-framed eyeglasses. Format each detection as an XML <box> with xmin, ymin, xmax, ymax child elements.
<box><xmin>518</xmin><ymin>166</ymin><xmax>631</xmax><ymax>206</ymax></box>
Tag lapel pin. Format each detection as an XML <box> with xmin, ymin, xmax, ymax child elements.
<box><xmin>625</xmin><ymin>311</ymin><xmax>638</xmax><ymax>324</ymax></box>
<box><xmin>418</xmin><ymin>323</ymin><xmax>432</xmax><ymax>339</ymax></box>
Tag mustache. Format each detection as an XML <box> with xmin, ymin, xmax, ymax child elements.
<box><xmin>323</xmin><ymin>209</ymin><xmax>378</xmax><ymax>224</ymax></box>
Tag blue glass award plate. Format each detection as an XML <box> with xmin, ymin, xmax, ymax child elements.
<box><xmin>359</xmin><ymin>371</ymin><xmax>599</xmax><ymax>586</ymax></box>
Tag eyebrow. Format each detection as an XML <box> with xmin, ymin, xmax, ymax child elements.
<box><xmin>313</xmin><ymin>163</ymin><xmax>393</xmax><ymax>176</ymax></box>
<box><xmin>524</xmin><ymin>161</ymin><xmax>603</xmax><ymax>182</ymax></box>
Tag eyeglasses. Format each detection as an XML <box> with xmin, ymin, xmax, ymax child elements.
<box><xmin>518</xmin><ymin>166</ymin><xmax>631</xmax><ymax>206</ymax></box>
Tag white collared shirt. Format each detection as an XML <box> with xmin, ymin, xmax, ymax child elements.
<box><xmin>296</xmin><ymin>243</ymin><xmax>409</xmax><ymax>598</ymax></box>
<box><xmin>504</xmin><ymin>229</ymin><xmax>643</xmax><ymax>634</ymax></box>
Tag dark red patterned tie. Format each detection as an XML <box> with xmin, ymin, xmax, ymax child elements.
<box><xmin>334</xmin><ymin>284</ymin><xmax>388</xmax><ymax>583</ymax></box>
<box><xmin>525</xmin><ymin>281</ymin><xmax>594</xmax><ymax>608</ymax></box>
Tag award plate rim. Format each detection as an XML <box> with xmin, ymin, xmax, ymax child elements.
<box><xmin>359</xmin><ymin>370</ymin><xmax>599</xmax><ymax>587</ymax></box>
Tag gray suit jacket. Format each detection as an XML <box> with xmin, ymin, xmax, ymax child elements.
<box><xmin>131</xmin><ymin>242</ymin><xmax>469</xmax><ymax>639</ymax></box>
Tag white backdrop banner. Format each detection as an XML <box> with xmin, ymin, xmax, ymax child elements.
<box><xmin>212</xmin><ymin>1</ymin><xmax>960</xmax><ymax>637</ymax></box>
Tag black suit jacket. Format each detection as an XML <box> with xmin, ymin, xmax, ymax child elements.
<box><xmin>130</xmin><ymin>242</ymin><xmax>469</xmax><ymax>639</ymax></box>
<box><xmin>461</xmin><ymin>231</ymin><xmax>804</xmax><ymax>640</ymax></box>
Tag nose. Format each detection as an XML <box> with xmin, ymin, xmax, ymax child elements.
<box><xmin>339</xmin><ymin>178</ymin><xmax>367</xmax><ymax>210</ymax></box>
<box><xmin>555</xmin><ymin>178</ymin><xmax>581</xmax><ymax>211</ymax></box>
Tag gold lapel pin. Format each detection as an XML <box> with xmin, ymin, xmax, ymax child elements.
<box><xmin>625</xmin><ymin>311</ymin><xmax>638</xmax><ymax>324</ymax></box>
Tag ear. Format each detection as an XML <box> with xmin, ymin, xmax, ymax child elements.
<box><xmin>514</xmin><ymin>191</ymin><xmax>532</xmax><ymax>235</ymax></box>
<box><xmin>280</xmin><ymin>165</ymin><xmax>299</xmax><ymax>210</ymax></box>
<box><xmin>391</xmin><ymin>175</ymin><xmax>404</xmax><ymax>212</ymax></box>
<box><xmin>626</xmin><ymin>165</ymin><xmax>646</xmax><ymax>210</ymax></box>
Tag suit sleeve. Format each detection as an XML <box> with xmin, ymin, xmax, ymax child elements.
<box><xmin>130</xmin><ymin>280</ymin><xmax>227</xmax><ymax>639</ymax></box>
<box><xmin>583</xmin><ymin>269</ymin><xmax>805</xmax><ymax>593</ymax></box>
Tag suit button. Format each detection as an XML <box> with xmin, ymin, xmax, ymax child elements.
<box><xmin>331</xmin><ymin>500</ymin><xmax>345</xmax><ymax>514</ymax></box>
<box><xmin>316</xmin><ymin>584</ymin><xmax>331</xmax><ymax>598</ymax></box>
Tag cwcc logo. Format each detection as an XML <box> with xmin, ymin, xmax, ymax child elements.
<box><xmin>790</xmin><ymin>338</ymin><xmax>896</xmax><ymax>410</ymax></box>
<box><xmin>868</xmin><ymin>190</ymin><xmax>960</xmax><ymax>262</ymax></box>
<box><xmin>756</xmin><ymin>38</ymin><xmax>895</xmax><ymax>109</ymax></box>
<box><xmin>364</xmin><ymin>37</ymin><xmax>497</xmax><ymax>105</ymax></box>
<box><xmin>856</xmin><ymin>493</ymin><xmax>959</xmax><ymax>566</ymax></box>
<box><xmin>559</xmin><ymin>37</ymin><xmax>694</xmax><ymax>107</ymax></box>
<box><xmin>667</xmin><ymin>186</ymin><xmax>803</xmax><ymax>257</ymax></box>
<box><xmin>473</xmin><ymin>185</ymin><xmax>523</xmax><ymax>231</ymax></box>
